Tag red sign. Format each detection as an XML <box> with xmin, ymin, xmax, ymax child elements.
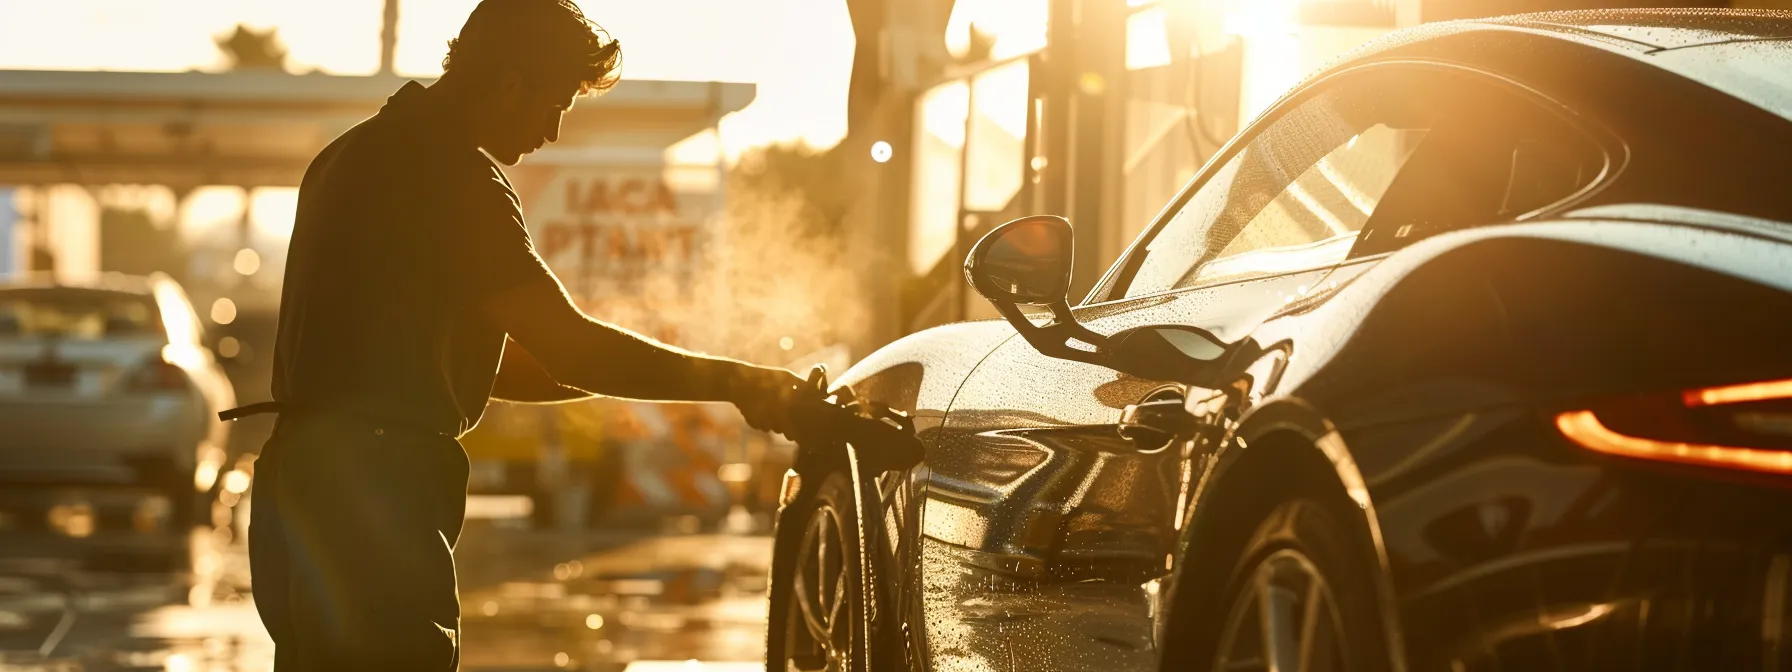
<box><xmin>507</xmin><ymin>167</ymin><xmax>721</xmax><ymax>343</ymax></box>
<box><xmin>562</xmin><ymin>176</ymin><xmax>681</xmax><ymax>216</ymax></box>
<box><xmin>536</xmin><ymin>223</ymin><xmax>700</xmax><ymax>266</ymax></box>
<box><xmin>517</xmin><ymin>170</ymin><xmax>717</xmax><ymax>273</ymax></box>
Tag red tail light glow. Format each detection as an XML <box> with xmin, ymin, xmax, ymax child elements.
<box><xmin>1557</xmin><ymin>377</ymin><xmax>1792</xmax><ymax>475</ymax></box>
<box><xmin>1683</xmin><ymin>379</ymin><xmax>1792</xmax><ymax>407</ymax></box>
<box><xmin>1556</xmin><ymin>410</ymin><xmax>1792</xmax><ymax>474</ymax></box>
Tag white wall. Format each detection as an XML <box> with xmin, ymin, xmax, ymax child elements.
<box><xmin>42</xmin><ymin>185</ymin><xmax>100</xmax><ymax>280</ymax></box>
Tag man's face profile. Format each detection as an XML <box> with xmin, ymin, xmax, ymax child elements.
<box><xmin>481</xmin><ymin>73</ymin><xmax>580</xmax><ymax>165</ymax></box>
<box><xmin>439</xmin><ymin>0</ymin><xmax>617</xmax><ymax>165</ymax></box>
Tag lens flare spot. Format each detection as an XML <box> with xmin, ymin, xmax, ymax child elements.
<box><xmin>233</xmin><ymin>248</ymin><xmax>262</xmax><ymax>275</ymax></box>
<box><xmin>222</xmin><ymin>470</ymin><xmax>251</xmax><ymax>494</ymax></box>
<box><xmin>210</xmin><ymin>298</ymin><xmax>237</xmax><ymax>325</ymax></box>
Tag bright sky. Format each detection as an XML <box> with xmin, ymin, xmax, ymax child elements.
<box><xmin>0</xmin><ymin>0</ymin><xmax>855</xmax><ymax>155</ymax></box>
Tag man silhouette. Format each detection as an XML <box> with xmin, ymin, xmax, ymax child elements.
<box><xmin>229</xmin><ymin>1</ymin><xmax>810</xmax><ymax>667</ymax></box>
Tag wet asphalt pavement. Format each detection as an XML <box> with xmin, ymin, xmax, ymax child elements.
<box><xmin>0</xmin><ymin>502</ymin><xmax>774</xmax><ymax>671</ymax></box>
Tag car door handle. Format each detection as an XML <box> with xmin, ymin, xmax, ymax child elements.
<box><xmin>1118</xmin><ymin>398</ymin><xmax>1198</xmax><ymax>448</ymax></box>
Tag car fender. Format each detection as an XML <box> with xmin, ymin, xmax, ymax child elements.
<box><xmin>832</xmin><ymin>320</ymin><xmax>1017</xmax><ymax>423</ymax></box>
<box><xmin>1166</xmin><ymin>395</ymin><xmax>1408</xmax><ymax>672</ymax></box>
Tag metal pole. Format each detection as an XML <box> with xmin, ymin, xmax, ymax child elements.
<box><xmin>380</xmin><ymin>0</ymin><xmax>400</xmax><ymax>75</ymax></box>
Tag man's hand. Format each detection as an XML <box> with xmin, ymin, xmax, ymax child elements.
<box><xmin>724</xmin><ymin>364</ymin><xmax>814</xmax><ymax>437</ymax></box>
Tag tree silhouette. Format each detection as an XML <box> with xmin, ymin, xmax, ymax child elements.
<box><xmin>216</xmin><ymin>24</ymin><xmax>289</xmax><ymax>72</ymax></box>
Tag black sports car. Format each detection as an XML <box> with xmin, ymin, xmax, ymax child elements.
<box><xmin>768</xmin><ymin>9</ymin><xmax>1792</xmax><ymax>672</ymax></box>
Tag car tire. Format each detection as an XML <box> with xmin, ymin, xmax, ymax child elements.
<box><xmin>1169</xmin><ymin>499</ymin><xmax>1393</xmax><ymax>672</ymax></box>
<box><xmin>766</xmin><ymin>470</ymin><xmax>868</xmax><ymax>672</ymax></box>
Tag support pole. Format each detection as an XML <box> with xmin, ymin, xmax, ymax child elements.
<box><xmin>380</xmin><ymin>0</ymin><xmax>400</xmax><ymax>75</ymax></box>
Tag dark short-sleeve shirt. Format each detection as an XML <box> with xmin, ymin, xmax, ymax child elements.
<box><xmin>271</xmin><ymin>81</ymin><xmax>549</xmax><ymax>437</ymax></box>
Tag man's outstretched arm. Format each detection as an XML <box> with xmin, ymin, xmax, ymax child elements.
<box><xmin>491</xmin><ymin>338</ymin><xmax>593</xmax><ymax>403</ymax></box>
<box><xmin>480</xmin><ymin>275</ymin><xmax>806</xmax><ymax>432</ymax></box>
<box><xmin>450</xmin><ymin>166</ymin><xmax>805</xmax><ymax>430</ymax></box>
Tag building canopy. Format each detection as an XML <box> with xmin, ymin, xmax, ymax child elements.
<box><xmin>0</xmin><ymin>70</ymin><xmax>754</xmax><ymax>189</ymax></box>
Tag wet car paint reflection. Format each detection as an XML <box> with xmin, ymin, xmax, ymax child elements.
<box><xmin>919</xmin><ymin>540</ymin><xmax>1158</xmax><ymax>672</ymax></box>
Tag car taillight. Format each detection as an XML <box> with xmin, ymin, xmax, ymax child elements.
<box><xmin>1556</xmin><ymin>377</ymin><xmax>1792</xmax><ymax>475</ymax></box>
<box><xmin>130</xmin><ymin>358</ymin><xmax>189</xmax><ymax>392</ymax></box>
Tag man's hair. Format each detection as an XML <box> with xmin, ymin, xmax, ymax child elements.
<box><xmin>442</xmin><ymin>0</ymin><xmax>622</xmax><ymax>95</ymax></box>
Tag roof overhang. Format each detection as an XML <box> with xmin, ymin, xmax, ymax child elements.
<box><xmin>0</xmin><ymin>69</ymin><xmax>754</xmax><ymax>189</ymax></box>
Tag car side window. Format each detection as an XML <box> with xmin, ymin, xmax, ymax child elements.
<box><xmin>1112</xmin><ymin>66</ymin><xmax>1606</xmax><ymax>301</ymax></box>
<box><xmin>1348</xmin><ymin>76</ymin><xmax>1605</xmax><ymax>257</ymax></box>
<box><xmin>1122</xmin><ymin>68</ymin><xmax>1434</xmax><ymax>299</ymax></box>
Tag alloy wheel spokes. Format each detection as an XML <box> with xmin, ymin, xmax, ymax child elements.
<box><xmin>789</xmin><ymin>503</ymin><xmax>851</xmax><ymax>671</ymax></box>
<box><xmin>794</xmin><ymin>508</ymin><xmax>837</xmax><ymax>644</ymax></box>
<box><xmin>1257</xmin><ymin>571</ymin><xmax>1303</xmax><ymax>671</ymax></box>
<box><xmin>1296</xmin><ymin>571</ymin><xmax>1339</xmax><ymax>672</ymax></box>
<box><xmin>1218</xmin><ymin>549</ymin><xmax>1345</xmax><ymax>672</ymax></box>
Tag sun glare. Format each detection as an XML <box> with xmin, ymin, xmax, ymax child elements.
<box><xmin>946</xmin><ymin>0</ymin><xmax>1049</xmax><ymax>61</ymax></box>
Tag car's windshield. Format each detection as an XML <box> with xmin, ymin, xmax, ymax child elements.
<box><xmin>1648</xmin><ymin>40</ymin><xmax>1792</xmax><ymax>123</ymax></box>
<box><xmin>0</xmin><ymin>288</ymin><xmax>164</xmax><ymax>340</ymax></box>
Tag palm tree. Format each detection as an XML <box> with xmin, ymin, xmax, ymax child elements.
<box><xmin>215</xmin><ymin>24</ymin><xmax>288</xmax><ymax>72</ymax></box>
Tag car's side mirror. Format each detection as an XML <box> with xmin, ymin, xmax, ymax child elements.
<box><xmin>965</xmin><ymin>214</ymin><xmax>1074</xmax><ymax>305</ymax></box>
<box><xmin>965</xmin><ymin>215</ymin><xmax>1110</xmax><ymax>365</ymax></box>
<box><xmin>966</xmin><ymin>215</ymin><xmax>1250</xmax><ymax>387</ymax></box>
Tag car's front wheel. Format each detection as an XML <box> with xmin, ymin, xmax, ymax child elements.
<box><xmin>767</xmin><ymin>471</ymin><xmax>864</xmax><ymax>672</ymax></box>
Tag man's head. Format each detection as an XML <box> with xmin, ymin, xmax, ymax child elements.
<box><xmin>441</xmin><ymin>0</ymin><xmax>622</xmax><ymax>165</ymax></box>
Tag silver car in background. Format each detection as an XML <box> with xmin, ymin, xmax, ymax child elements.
<box><xmin>0</xmin><ymin>273</ymin><xmax>234</xmax><ymax>557</ymax></box>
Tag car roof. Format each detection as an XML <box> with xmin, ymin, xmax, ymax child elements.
<box><xmin>1485</xmin><ymin>8</ymin><xmax>1792</xmax><ymax>51</ymax></box>
<box><xmin>1481</xmin><ymin>9</ymin><xmax>1792</xmax><ymax>124</ymax></box>
<box><xmin>0</xmin><ymin>272</ymin><xmax>160</xmax><ymax>297</ymax></box>
<box><xmin>1297</xmin><ymin>9</ymin><xmax>1792</xmax><ymax>125</ymax></box>
<box><xmin>1305</xmin><ymin>10</ymin><xmax>1789</xmax><ymax>88</ymax></box>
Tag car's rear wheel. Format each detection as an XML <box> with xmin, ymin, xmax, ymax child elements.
<box><xmin>1213</xmin><ymin>547</ymin><xmax>1348</xmax><ymax>672</ymax></box>
<box><xmin>768</xmin><ymin>471</ymin><xmax>864</xmax><ymax>672</ymax></box>
<box><xmin>1173</xmin><ymin>499</ymin><xmax>1391</xmax><ymax>672</ymax></box>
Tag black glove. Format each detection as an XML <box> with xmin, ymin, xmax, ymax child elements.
<box><xmin>725</xmin><ymin>363</ymin><xmax>816</xmax><ymax>438</ymax></box>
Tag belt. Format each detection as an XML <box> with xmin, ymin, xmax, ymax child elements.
<box><xmin>220</xmin><ymin>401</ymin><xmax>453</xmax><ymax>438</ymax></box>
<box><xmin>220</xmin><ymin>401</ymin><xmax>287</xmax><ymax>422</ymax></box>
